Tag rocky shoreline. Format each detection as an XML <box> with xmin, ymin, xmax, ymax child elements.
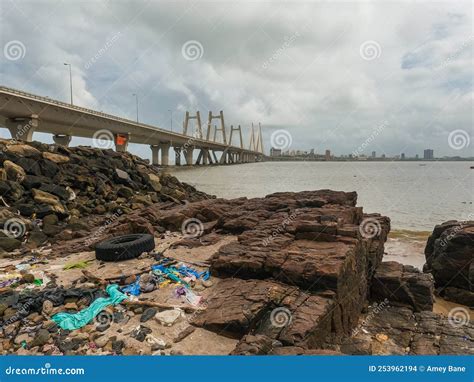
<box><xmin>0</xmin><ymin>140</ymin><xmax>472</xmax><ymax>355</ymax></box>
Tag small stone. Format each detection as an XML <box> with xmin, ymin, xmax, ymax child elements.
<box><xmin>96</xmin><ymin>323</ymin><xmax>110</xmax><ymax>333</ymax></box>
<box><xmin>30</xmin><ymin>329</ymin><xmax>50</xmax><ymax>348</ymax></box>
<box><xmin>94</xmin><ymin>335</ymin><xmax>109</xmax><ymax>348</ymax></box>
<box><xmin>140</xmin><ymin>308</ymin><xmax>157</xmax><ymax>323</ymax></box>
<box><xmin>154</xmin><ymin>309</ymin><xmax>182</xmax><ymax>326</ymax></box>
<box><xmin>201</xmin><ymin>279</ymin><xmax>213</xmax><ymax>288</ymax></box>
<box><xmin>0</xmin><ymin>237</ymin><xmax>22</xmax><ymax>251</ymax></box>
<box><xmin>130</xmin><ymin>325</ymin><xmax>152</xmax><ymax>342</ymax></box>
<box><xmin>64</xmin><ymin>302</ymin><xmax>78</xmax><ymax>311</ymax></box>
<box><xmin>21</xmin><ymin>273</ymin><xmax>35</xmax><ymax>284</ymax></box>
<box><xmin>173</xmin><ymin>325</ymin><xmax>196</xmax><ymax>343</ymax></box>
<box><xmin>42</xmin><ymin>152</ymin><xmax>70</xmax><ymax>164</ymax></box>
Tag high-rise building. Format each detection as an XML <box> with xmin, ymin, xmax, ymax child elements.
<box><xmin>270</xmin><ymin>147</ymin><xmax>282</xmax><ymax>157</ymax></box>
<box><xmin>371</xmin><ymin>151</ymin><xmax>376</xmax><ymax>158</ymax></box>
<box><xmin>423</xmin><ymin>149</ymin><xmax>434</xmax><ymax>160</ymax></box>
<box><xmin>401</xmin><ymin>153</ymin><xmax>405</xmax><ymax>160</ymax></box>
<box><xmin>325</xmin><ymin>149</ymin><xmax>331</xmax><ymax>161</ymax></box>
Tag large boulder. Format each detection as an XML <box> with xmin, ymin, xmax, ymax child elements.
<box><xmin>371</xmin><ymin>261</ymin><xmax>434</xmax><ymax>312</ymax></box>
<box><xmin>424</xmin><ymin>220</ymin><xmax>474</xmax><ymax>307</ymax></box>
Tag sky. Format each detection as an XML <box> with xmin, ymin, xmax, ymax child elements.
<box><xmin>0</xmin><ymin>0</ymin><xmax>472</xmax><ymax>159</ymax></box>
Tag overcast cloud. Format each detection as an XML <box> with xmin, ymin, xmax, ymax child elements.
<box><xmin>0</xmin><ymin>0</ymin><xmax>472</xmax><ymax>159</ymax></box>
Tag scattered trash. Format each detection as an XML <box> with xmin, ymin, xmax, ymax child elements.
<box><xmin>122</xmin><ymin>276</ymin><xmax>141</xmax><ymax>296</ymax></box>
<box><xmin>51</xmin><ymin>284</ymin><xmax>128</xmax><ymax>330</ymax></box>
<box><xmin>64</xmin><ymin>260</ymin><xmax>92</xmax><ymax>270</ymax></box>
<box><xmin>173</xmin><ymin>286</ymin><xmax>202</xmax><ymax>306</ymax></box>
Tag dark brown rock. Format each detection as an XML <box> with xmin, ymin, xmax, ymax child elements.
<box><xmin>371</xmin><ymin>261</ymin><xmax>434</xmax><ymax>312</ymax></box>
<box><xmin>424</xmin><ymin>220</ymin><xmax>474</xmax><ymax>307</ymax></box>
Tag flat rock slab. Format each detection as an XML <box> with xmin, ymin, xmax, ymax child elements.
<box><xmin>191</xmin><ymin>278</ymin><xmax>332</xmax><ymax>349</ymax></box>
<box><xmin>344</xmin><ymin>306</ymin><xmax>474</xmax><ymax>355</ymax></box>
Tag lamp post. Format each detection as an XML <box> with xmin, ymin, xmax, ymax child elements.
<box><xmin>63</xmin><ymin>63</ymin><xmax>73</xmax><ymax>105</ymax></box>
<box><xmin>133</xmin><ymin>93</ymin><xmax>139</xmax><ymax>123</ymax></box>
<box><xmin>168</xmin><ymin>109</ymin><xmax>173</xmax><ymax>131</ymax></box>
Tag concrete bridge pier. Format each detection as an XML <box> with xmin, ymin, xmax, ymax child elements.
<box><xmin>184</xmin><ymin>147</ymin><xmax>194</xmax><ymax>166</ymax></box>
<box><xmin>202</xmin><ymin>148</ymin><xmax>209</xmax><ymax>165</ymax></box>
<box><xmin>53</xmin><ymin>134</ymin><xmax>71</xmax><ymax>146</ymax></box>
<box><xmin>174</xmin><ymin>147</ymin><xmax>182</xmax><ymax>166</ymax></box>
<box><xmin>160</xmin><ymin>142</ymin><xmax>171</xmax><ymax>166</ymax></box>
<box><xmin>150</xmin><ymin>145</ymin><xmax>160</xmax><ymax>165</ymax></box>
<box><xmin>114</xmin><ymin>133</ymin><xmax>129</xmax><ymax>153</ymax></box>
<box><xmin>5</xmin><ymin>115</ymin><xmax>38</xmax><ymax>142</ymax></box>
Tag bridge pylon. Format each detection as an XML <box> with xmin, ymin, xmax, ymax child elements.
<box><xmin>207</xmin><ymin>111</ymin><xmax>226</xmax><ymax>144</ymax></box>
<box><xmin>183</xmin><ymin>111</ymin><xmax>203</xmax><ymax>139</ymax></box>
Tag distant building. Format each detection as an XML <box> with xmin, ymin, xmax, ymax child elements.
<box><xmin>310</xmin><ymin>148</ymin><xmax>315</xmax><ymax>156</ymax></box>
<box><xmin>401</xmin><ymin>153</ymin><xmax>405</xmax><ymax>160</ymax></box>
<box><xmin>415</xmin><ymin>154</ymin><xmax>419</xmax><ymax>159</ymax></box>
<box><xmin>270</xmin><ymin>147</ymin><xmax>282</xmax><ymax>157</ymax></box>
<box><xmin>325</xmin><ymin>149</ymin><xmax>331</xmax><ymax>161</ymax></box>
<box><xmin>424</xmin><ymin>149</ymin><xmax>434</xmax><ymax>160</ymax></box>
<box><xmin>381</xmin><ymin>154</ymin><xmax>386</xmax><ymax>159</ymax></box>
<box><xmin>371</xmin><ymin>151</ymin><xmax>376</xmax><ymax>158</ymax></box>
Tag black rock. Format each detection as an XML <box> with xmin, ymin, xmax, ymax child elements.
<box><xmin>140</xmin><ymin>308</ymin><xmax>157</xmax><ymax>323</ymax></box>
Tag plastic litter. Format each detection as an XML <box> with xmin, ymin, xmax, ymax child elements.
<box><xmin>63</xmin><ymin>260</ymin><xmax>92</xmax><ymax>270</ymax></box>
<box><xmin>122</xmin><ymin>276</ymin><xmax>141</xmax><ymax>296</ymax></box>
<box><xmin>51</xmin><ymin>284</ymin><xmax>128</xmax><ymax>330</ymax></box>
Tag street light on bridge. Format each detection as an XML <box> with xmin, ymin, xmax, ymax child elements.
<box><xmin>132</xmin><ymin>93</ymin><xmax>139</xmax><ymax>123</ymax></box>
<box><xmin>168</xmin><ymin>109</ymin><xmax>173</xmax><ymax>131</ymax></box>
<box><xmin>63</xmin><ymin>63</ymin><xmax>73</xmax><ymax>105</ymax></box>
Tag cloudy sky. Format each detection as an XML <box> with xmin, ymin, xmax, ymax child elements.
<box><xmin>0</xmin><ymin>0</ymin><xmax>472</xmax><ymax>159</ymax></box>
